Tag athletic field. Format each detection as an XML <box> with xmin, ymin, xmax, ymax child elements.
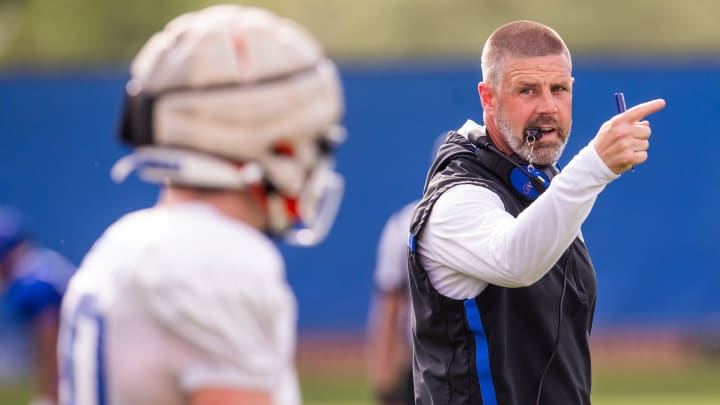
<box><xmin>2</xmin><ymin>362</ymin><xmax>719</xmax><ymax>404</ymax></box>
<box><xmin>3</xmin><ymin>337</ymin><xmax>718</xmax><ymax>404</ymax></box>
<box><xmin>299</xmin><ymin>360</ymin><xmax>720</xmax><ymax>405</ymax></box>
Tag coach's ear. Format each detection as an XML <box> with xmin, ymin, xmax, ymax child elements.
<box><xmin>478</xmin><ymin>82</ymin><xmax>496</xmax><ymax>115</ymax></box>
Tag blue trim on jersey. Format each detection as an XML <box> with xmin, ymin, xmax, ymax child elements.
<box><xmin>61</xmin><ymin>295</ymin><xmax>106</xmax><ymax>405</ymax></box>
<box><xmin>408</xmin><ymin>234</ymin><xmax>416</xmax><ymax>253</ymax></box>
<box><xmin>464</xmin><ymin>299</ymin><xmax>498</xmax><ymax>405</ymax></box>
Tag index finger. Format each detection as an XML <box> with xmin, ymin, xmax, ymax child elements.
<box><xmin>621</xmin><ymin>98</ymin><xmax>666</xmax><ymax>122</ymax></box>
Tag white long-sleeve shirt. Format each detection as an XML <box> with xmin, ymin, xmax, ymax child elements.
<box><xmin>417</xmin><ymin>120</ymin><xmax>619</xmax><ymax>300</ymax></box>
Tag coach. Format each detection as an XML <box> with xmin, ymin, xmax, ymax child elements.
<box><xmin>407</xmin><ymin>20</ymin><xmax>665</xmax><ymax>404</ymax></box>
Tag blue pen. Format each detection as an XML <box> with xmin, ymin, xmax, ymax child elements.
<box><xmin>614</xmin><ymin>92</ymin><xmax>626</xmax><ymax>113</ymax></box>
<box><xmin>614</xmin><ymin>92</ymin><xmax>633</xmax><ymax>171</ymax></box>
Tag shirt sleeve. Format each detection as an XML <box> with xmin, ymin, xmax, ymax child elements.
<box><xmin>417</xmin><ymin>142</ymin><xmax>619</xmax><ymax>299</ymax></box>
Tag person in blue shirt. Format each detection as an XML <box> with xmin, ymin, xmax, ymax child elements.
<box><xmin>0</xmin><ymin>206</ymin><xmax>75</xmax><ymax>405</ymax></box>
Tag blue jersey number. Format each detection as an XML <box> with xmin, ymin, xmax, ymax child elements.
<box><xmin>58</xmin><ymin>295</ymin><xmax>107</xmax><ymax>405</ymax></box>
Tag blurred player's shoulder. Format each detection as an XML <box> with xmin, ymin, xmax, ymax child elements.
<box><xmin>383</xmin><ymin>200</ymin><xmax>418</xmax><ymax>238</ymax></box>
<box><xmin>396</xmin><ymin>200</ymin><xmax>419</xmax><ymax>224</ymax></box>
<box><xmin>70</xmin><ymin>202</ymin><xmax>284</xmax><ymax>296</ymax></box>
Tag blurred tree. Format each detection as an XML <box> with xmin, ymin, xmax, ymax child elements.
<box><xmin>1</xmin><ymin>0</ymin><xmax>720</xmax><ymax>66</ymax></box>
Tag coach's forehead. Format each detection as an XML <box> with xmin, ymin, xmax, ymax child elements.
<box><xmin>502</xmin><ymin>54</ymin><xmax>571</xmax><ymax>81</ymax></box>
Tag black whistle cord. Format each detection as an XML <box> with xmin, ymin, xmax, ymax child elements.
<box><xmin>534</xmin><ymin>251</ymin><xmax>573</xmax><ymax>405</ymax></box>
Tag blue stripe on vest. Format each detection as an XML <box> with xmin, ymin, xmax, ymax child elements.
<box><xmin>464</xmin><ymin>299</ymin><xmax>498</xmax><ymax>405</ymax></box>
<box><xmin>408</xmin><ymin>234</ymin><xmax>416</xmax><ymax>253</ymax></box>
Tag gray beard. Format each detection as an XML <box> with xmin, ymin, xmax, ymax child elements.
<box><xmin>496</xmin><ymin>113</ymin><xmax>570</xmax><ymax>166</ymax></box>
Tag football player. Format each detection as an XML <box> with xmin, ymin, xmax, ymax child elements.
<box><xmin>58</xmin><ymin>5</ymin><xmax>344</xmax><ymax>405</ymax></box>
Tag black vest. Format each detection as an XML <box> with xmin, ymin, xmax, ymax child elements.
<box><xmin>408</xmin><ymin>131</ymin><xmax>597</xmax><ymax>405</ymax></box>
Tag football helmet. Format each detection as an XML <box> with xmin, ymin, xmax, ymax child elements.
<box><xmin>112</xmin><ymin>5</ymin><xmax>345</xmax><ymax>246</ymax></box>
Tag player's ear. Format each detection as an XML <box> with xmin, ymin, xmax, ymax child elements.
<box><xmin>478</xmin><ymin>82</ymin><xmax>496</xmax><ymax>114</ymax></box>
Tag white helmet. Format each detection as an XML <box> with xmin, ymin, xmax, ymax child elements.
<box><xmin>112</xmin><ymin>5</ymin><xmax>345</xmax><ymax>246</ymax></box>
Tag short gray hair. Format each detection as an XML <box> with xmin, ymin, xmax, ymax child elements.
<box><xmin>481</xmin><ymin>20</ymin><xmax>571</xmax><ymax>90</ymax></box>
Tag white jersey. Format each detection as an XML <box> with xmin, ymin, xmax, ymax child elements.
<box><xmin>58</xmin><ymin>202</ymin><xmax>300</xmax><ymax>405</ymax></box>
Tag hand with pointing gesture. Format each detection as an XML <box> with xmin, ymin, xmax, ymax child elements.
<box><xmin>593</xmin><ymin>99</ymin><xmax>666</xmax><ymax>174</ymax></box>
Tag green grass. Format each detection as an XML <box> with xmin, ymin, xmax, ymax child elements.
<box><xmin>3</xmin><ymin>360</ymin><xmax>719</xmax><ymax>404</ymax></box>
<box><xmin>301</xmin><ymin>371</ymin><xmax>373</xmax><ymax>405</ymax></box>
<box><xmin>591</xmin><ymin>360</ymin><xmax>720</xmax><ymax>405</ymax></box>
<box><xmin>0</xmin><ymin>380</ymin><xmax>31</xmax><ymax>405</ymax></box>
<box><xmin>300</xmin><ymin>360</ymin><xmax>720</xmax><ymax>405</ymax></box>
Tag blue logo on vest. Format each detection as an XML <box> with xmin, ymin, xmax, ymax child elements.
<box><xmin>509</xmin><ymin>166</ymin><xmax>550</xmax><ymax>199</ymax></box>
